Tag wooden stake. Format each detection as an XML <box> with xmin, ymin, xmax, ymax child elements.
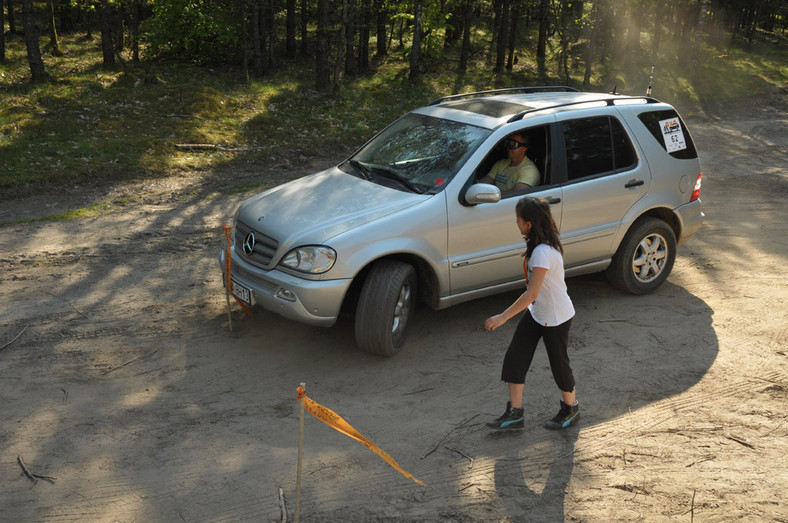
<box><xmin>223</xmin><ymin>240</ymin><xmax>233</xmax><ymax>332</ymax></box>
<box><xmin>224</xmin><ymin>284</ymin><xmax>233</xmax><ymax>332</ymax></box>
<box><xmin>296</xmin><ymin>382</ymin><xmax>306</xmax><ymax>523</ymax></box>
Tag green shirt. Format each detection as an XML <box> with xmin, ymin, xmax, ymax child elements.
<box><xmin>488</xmin><ymin>158</ymin><xmax>540</xmax><ymax>191</ymax></box>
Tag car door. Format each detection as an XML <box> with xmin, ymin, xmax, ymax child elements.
<box><xmin>553</xmin><ymin>112</ymin><xmax>651</xmax><ymax>268</ymax></box>
<box><xmin>446</xmin><ymin>124</ymin><xmax>563</xmax><ymax>296</ymax></box>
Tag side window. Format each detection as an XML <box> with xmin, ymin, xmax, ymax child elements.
<box><xmin>637</xmin><ymin>109</ymin><xmax>698</xmax><ymax>160</ymax></box>
<box><xmin>473</xmin><ymin>125</ymin><xmax>551</xmax><ymax>195</ymax></box>
<box><xmin>562</xmin><ymin>116</ymin><xmax>637</xmax><ymax>181</ymax></box>
<box><xmin>612</xmin><ymin>118</ymin><xmax>637</xmax><ymax>170</ymax></box>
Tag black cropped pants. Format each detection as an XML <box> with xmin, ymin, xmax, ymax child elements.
<box><xmin>500</xmin><ymin>309</ymin><xmax>575</xmax><ymax>393</ymax></box>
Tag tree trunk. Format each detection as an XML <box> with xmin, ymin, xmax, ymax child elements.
<box><xmin>57</xmin><ymin>0</ymin><xmax>74</xmax><ymax>32</ymax></box>
<box><xmin>131</xmin><ymin>0</ymin><xmax>140</xmax><ymax>61</ymax></box>
<box><xmin>47</xmin><ymin>0</ymin><xmax>61</xmax><ymax>55</ymax></box>
<box><xmin>252</xmin><ymin>0</ymin><xmax>265</xmax><ymax>75</ymax></box>
<box><xmin>746</xmin><ymin>0</ymin><xmax>763</xmax><ymax>47</ymax></box>
<box><xmin>7</xmin><ymin>0</ymin><xmax>16</xmax><ymax>34</ymax></box>
<box><xmin>22</xmin><ymin>0</ymin><xmax>47</xmax><ymax>81</ymax></box>
<box><xmin>115</xmin><ymin>3</ymin><xmax>124</xmax><ymax>51</ymax></box>
<box><xmin>334</xmin><ymin>0</ymin><xmax>348</xmax><ymax>90</ymax></box>
<box><xmin>582</xmin><ymin>2</ymin><xmax>598</xmax><ymax>88</ymax></box>
<box><xmin>1</xmin><ymin>0</ymin><xmax>6</xmax><ymax>62</ymax></box>
<box><xmin>409</xmin><ymin>0</ymin><xmax>423</xmax><ymax>81</ymax></box>
<box><xmin>286</xmin><ymin>0</ymin><xmax>296</xmax><ymax>58</ymax></box>
<box><xmin>343</xmin><ymin>0</ymin><xmax>356</xmax><ymax>76</ymax></box>
<box><xmin>99</xmin><ymin>0</ymin><xmax>114</xmax><ymax>67</ymax></box>
<box><xmin>85</xmin><ymin>5</ymin><xmax>92</xmax><ymax>39</ymax></box>
<box><xmin>506</xmin><ymin>0</ymin><xmax>518</xmax><ymax>71</ymax></box>
<box><xmin>692</xmin><ymin>0</ymin><xmax>709</xmax><ymax>83</ymax></box>
<box><xmin>459</xmin><ymin>0</ymin><xmax>471</xmax><ymax>71</ymax></box>
<box><xmin>536</xmin><ymin>0</ymin><xmax>549</xmax><ymax>75</ymax></box>
<box><xmin>559</xmin><ymin>0</ymin><xmax>569</xmax><ymax>84</ymax></box>
<box><xmin>315</xmin><ymin>0</ymin><xmax>330</xmax><ymax>89</ymax></box>
<box><xmin>375</xmin><ymin>0</ymin><xmax>387</xmax><ymax>57</ymax></box>
<box><xmin>300</xmin><ymin>0</ymin><xmax>308</xmax><ymax>56</ymax></box>
<box><xmin>240</xmin><ymin>0</ymin><xmax>249</xmax><ymax>81</ymax></box>
<box><xmin>357</xmin><ymin>1</ymin><xmax>369</xmax><ymax>71</ymax></box>
<box><xmin>495</xmin><ymin>0</ymin><xmax>509</xmax><ymax>72</ymax></box>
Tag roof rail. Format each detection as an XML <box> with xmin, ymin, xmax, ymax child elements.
<box><xmin>428</xmin><ymin>86</ymin><xmax>579</xmax><ymax>106</ymax></box>
<box><xmin>507</xmin><ymin>96</ymin><xmax>660</xmax><ymax>122</ymax></box>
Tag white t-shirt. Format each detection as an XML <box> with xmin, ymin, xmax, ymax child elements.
<box><xmin>527</xmin><ymin>244</ymin><xmax>575</xmax><ymax>326</ymax></box>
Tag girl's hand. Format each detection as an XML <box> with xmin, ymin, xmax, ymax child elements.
<box><xmin>485</xmin><ymin>314</ymin><xmax>507</xmax><ymax>332</ymax></box>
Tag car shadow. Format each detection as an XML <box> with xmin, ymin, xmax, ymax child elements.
<box><xmin>219</xmin><ymin>266</ymin><xmax>717</xmax><ymax>521</ymax></box>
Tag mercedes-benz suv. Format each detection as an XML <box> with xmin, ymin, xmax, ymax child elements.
<box><xmin>220</xmin><ymin>87</ymin><xmax>704</xmax><ymax>355</ymax></box>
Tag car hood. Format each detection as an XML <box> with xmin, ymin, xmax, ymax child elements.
<box><xmin>236</xmin><ymin>166</ymin><xmax>427</xmax><ymax>250</ymax></box>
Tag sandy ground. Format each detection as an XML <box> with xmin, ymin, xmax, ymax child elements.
<box><xmin>1</xmin><ymin>89</ymin><xmax>786</xmax><ymax>523</ymax></box>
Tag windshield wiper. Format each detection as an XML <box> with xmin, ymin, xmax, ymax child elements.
<box><xmin>369</xmin><ymin>167</ymin><xmax>425</xmax><ymax>194</ymax></box>
<box><xmin>348</xmin><ymin>159</ymin><xmax>372</xmax><ymax>180</ymax></box>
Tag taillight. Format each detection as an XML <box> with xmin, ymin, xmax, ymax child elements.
<box><xmin>690</xmin><ymin>172</ymin><xmax>702</xmax><ymax>202</ymax></box>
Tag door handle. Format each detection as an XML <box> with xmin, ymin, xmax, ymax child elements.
<box><xmin>625</xmin><ymin>179</ymin><xmax>645</xmax><ymax>188</ymax></box>
<box><xmin>546</xmin><ymin>197</ymin><xmax>561</xmax><ymax>204</ymax></box>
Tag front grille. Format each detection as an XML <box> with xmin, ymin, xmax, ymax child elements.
<box><xmin>234</xmin><ymin>220</ymin><xmax>279</xmax><ymax>268</ymax></box>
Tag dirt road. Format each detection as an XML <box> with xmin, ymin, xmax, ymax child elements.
<box><xmin>1</xmin><ymin>90</ymin><xmax>786</xmax><ymax>522</ymax></box>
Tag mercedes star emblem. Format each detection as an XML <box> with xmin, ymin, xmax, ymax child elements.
<box><xmin>242</xmin><ymin>232</ymin><xmax>256</xmax><ymax>256</ymax></box>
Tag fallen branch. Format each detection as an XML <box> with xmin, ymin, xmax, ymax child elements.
<box><xmin>103</xmin><ymin>348</ymin><xmax>161</xmax><ymax>375</ymax></box>
<box><xmin>175</xmin><ymin>144</ymin><xmax>260</xmax><ymax>152</ymax></box>
<box><xmin>18</xmin><ymin>456</ymin><xmax>37</xmax><ymax>484</ymax></box>
<box><xmin>45</xmin><ymin>291</ymin><xmax>89</xmax><ymax>318</ymax></box>
<box><xmin>691</xmin><ymin>488</ymin><xmax>696</xmax><ymax>523</ymax></box>
<box><xmin>278</xmin><ymin>487</ymin><xmax>287</xmax><ymax>523</ymax></box>
<box><xmin>421</xmin><ymin>414</ymin><xmax>479</xmax><ymax>460</ymax></box>
<box><xmin>724</xmin><ymin>433</ymin><xmax>756</xmax><ymax>449</ymax></box>
<box><xmin>445</xmin><ymin>446</ymin><xmax>474</xmax><ymax>469</ymax></box>
<box><xmin>1</xmin><ymin>323</ymin><xmax>29</xmax><ymax>352</ymax></box>
<box><xmin>18</xmin><ymin>456</ymin><xmax>56</xmax><ymax>485</ymax></box>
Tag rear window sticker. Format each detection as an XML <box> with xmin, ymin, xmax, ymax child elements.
<box><xmin>659</xmin><ymin>117</ymin><xmax>687</xmax><ymax>153</ymax></box>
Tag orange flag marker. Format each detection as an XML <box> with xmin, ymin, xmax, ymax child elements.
<box><xmin>296</xmin><ymin>386</ymin><xmax>425</xmax><ymax>486</ymax></box>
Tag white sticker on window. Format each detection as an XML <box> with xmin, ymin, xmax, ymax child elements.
<box><xmin>659</xmin><ymin>117</ymin><xmax>687</xmax><ymax>153</ymax></box>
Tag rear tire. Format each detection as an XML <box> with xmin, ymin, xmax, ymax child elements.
<box><xmin>607</xmin><ymin>217</ymin><xmax>676</xmax><ymax>294</ymax></box>
<box><xmin>355</xmin><ymin>260</ymin><xmax>417</xmax><ymax>356</ymax></box>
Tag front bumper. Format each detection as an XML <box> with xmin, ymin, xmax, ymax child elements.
<box><xmin>219</xmin><ymin>248</ymin><xmax>352</xmax><ymax>327</ymax></box>
<box><xmin>674</xmin><ymin>199</ymin><xmax>705</xmax><ymax>245</ymax></box>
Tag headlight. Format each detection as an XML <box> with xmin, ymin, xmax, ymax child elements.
<box><xmin>280</xmin><ymin>246</ymin><xmax>337</xmax><ymax>274</ymax></box>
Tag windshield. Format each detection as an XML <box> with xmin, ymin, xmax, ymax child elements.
<box><xmin>348</xmin><ymin>113</ymin><xmax>490</xmax><ymax>192</ymax></box>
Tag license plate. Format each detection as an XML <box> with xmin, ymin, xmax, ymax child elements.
<box><xmin>230</xmin><ymin>278</ymin><xmax>252</xmax><ymax>305</ymax></box>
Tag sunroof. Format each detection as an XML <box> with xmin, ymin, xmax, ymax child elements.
<box><xmin>443</xmin><ymin>99</ymin><xmax>531</xmax><ymax>118</ymax></box>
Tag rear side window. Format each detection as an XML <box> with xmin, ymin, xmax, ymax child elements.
<box><xmin>637</xmin><ymin>109</ymin><xmax>698</xmax><ymax>160</ymax></box>
<box><xmin>562</xmin><ymin>116</ymin><xmax>637</xmax><ymax>181</ymax></box>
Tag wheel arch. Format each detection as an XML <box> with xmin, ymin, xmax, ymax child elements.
<box><xmin>616</xmin><ymin>206</ymin><xmax>680</xmax><ymax>253</ymax></box>
<box><xmin>340</xmin><ymin>253</ymin><xmax>442</xmax><ymax>316</ymax></box>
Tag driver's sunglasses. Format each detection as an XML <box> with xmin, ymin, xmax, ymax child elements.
<box><xmin>505</xmin><ymin>139</ymin><xmax>527</xmax><ymax>150</ymax></box>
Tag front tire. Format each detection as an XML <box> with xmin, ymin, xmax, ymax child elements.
<box><xmin>607</xmin><ymin>217</ymin><xmax>676</xmax><ymax>294</ymax></box>
<box><xmin>355</xmin><ymin>260</ymin><xmax>417</xmax><ymax>356</ymax></box>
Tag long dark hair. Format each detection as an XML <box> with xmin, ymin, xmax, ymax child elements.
<box><xmin>516</xmin><ymin>197</ymin><xmax>563</xmax><ymax>259</ymax></box>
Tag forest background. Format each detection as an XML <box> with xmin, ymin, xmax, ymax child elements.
<box><xmin>0</xmin><ymin>0</ymin><xmax>786</xmax><ymax>209</ymax></box>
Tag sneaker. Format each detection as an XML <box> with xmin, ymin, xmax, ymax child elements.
<box><xmin>486</xmin><ymin>402</ymin><xmax>524</xmax><ymax>430</ymax></box>
<box><xmin>544</xmin><ymin>401</ymin><xmax>580</xmax><ymax>430</ymax></box>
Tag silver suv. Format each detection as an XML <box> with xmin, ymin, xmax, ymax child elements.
<box><xmin>221</xmin><ymin>87</ymin><xmax>704</xmax><ymax>355</ymax></box>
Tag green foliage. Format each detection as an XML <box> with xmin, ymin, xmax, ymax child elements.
<box><xmin>1</xmin><ymin>2</ymin><xmax>786</xmax><ymax>208</ymax></box>
<box><xmin>145</xmin><ymin>0</ymin><xmax>243</xmax><ymax>64</ymax></box>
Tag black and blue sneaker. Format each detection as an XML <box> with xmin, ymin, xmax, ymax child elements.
<box><xmin>544</xmin><ymin>400</ymin><xmax>580</xmax><ymax>430</ymax></box>
<box><xmin>486</xmin><ymin>402</ymin><xmax>524</xmax><ymax>430</ymax></box>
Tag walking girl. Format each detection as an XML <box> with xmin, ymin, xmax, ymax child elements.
<box><xmin>484</xmin><ymin>197</ymin><xmax>579</xmax><ymax>430</ymax></box>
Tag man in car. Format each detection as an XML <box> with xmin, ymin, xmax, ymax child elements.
<box><xmin>478</xmin><ymin>134</ymin><xmax>540</xmax><ymax>192</ymax></box>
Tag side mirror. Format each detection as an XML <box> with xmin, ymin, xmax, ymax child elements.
<box><xmin>465</xmin><ymin>183</ymin><xmax>501</xmax><ymax>205</ymax></box>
